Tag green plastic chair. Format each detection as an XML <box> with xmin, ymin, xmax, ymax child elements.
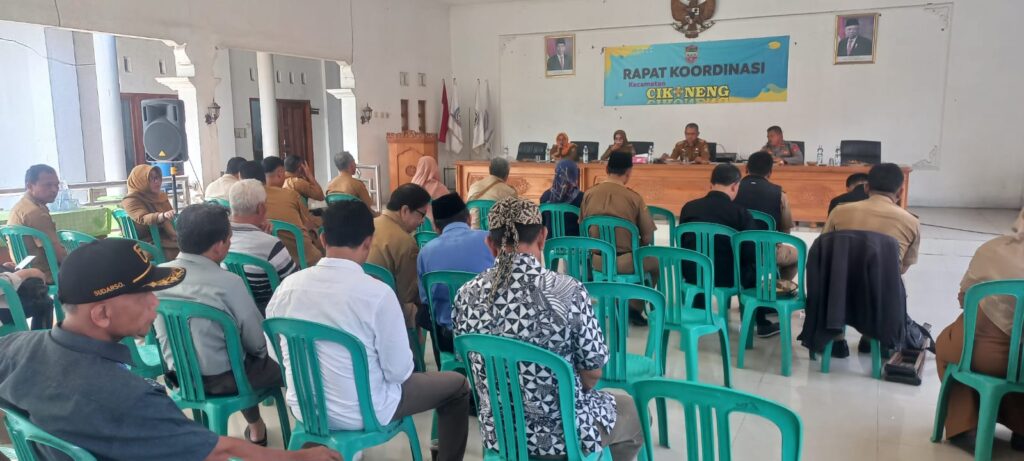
<box><xmin>632</xmin><ymin>378</ymin><xmax>803</xmax><ymax>461</ymax></box>
<box><xmin>119</xmin><ymin>329</ymin><xmax>164</xmax><ymax>380</ymax></box>
<box><xmin>672</xmin><ymin>223</ymin><xmax>740</xmax><ymax>330</ymax></box>
<box><xmin>363</xmin><ymin>262</ymin><xmax>426</xmax><ymax>373</ymax></box>
<box><xmin>414</xmin><ymin>231</ymin><xmax>439</xmax><ymax>249</ymax></box>
<box><xmin>647</xmin><ymin>205</ymin><xmax>677</xmax><ymax>241</ymax></box>
<box><xmin>732</xmin><ymin>231</ymin><xmax>807</xmax><ymax>377</ymax></box>
<box><xmin>453</xmin><ymin>334</ymin><xmax>610</xmax><ymax>461</ymax></box>
<box><xmin>206</xmin><ymin>198</ymin><xmax>230</xmax><ymax>208</ymax></box>
<box><xmin>325</xmin><ymin>193</ymin><xmax>361</xmax><ymax>204</ymax></box>
<box><xmin>543</xmin><ymin>237</ymin><xmax>618</xmax><ymax>283</ymax></box>
<box><xmin>580</xmin><ymin>216</ymin><xmax>642</xmax><ymax>284</ymax></box>
<box><xmin>0</xmin><ymin>277</ymin><xmax>29</xmax><ymax>337</ymax></box>
<box><xmin>263</xmin><ymin>318</ymin><xmax>423</xmax><ymax>460</ymax></box>
<box><xmin>931</xmin><ymin>279</ymin><xmax>1024</xmax><ymax>460</ymax></box>
<box><xmin>748</xmin><ymin>210</ymin><xmax>778</xmax><ymax>231</ymax></box>
<box><xmin>636</xmin><ymin>246</ymin><xmax>732</xmax><ymax>388</ymax></box>
<box><xmin>57</xmin><ymin>230</ymin><xmax>96</xmax><ymax>253</ymax></box>
<box><xmin>3</xmin><ymin>407</ymin><xmax>97</xmax><ymax>461</ymax></box>
<box><xmin>466</xmin><ymin>199</ymin><xmax>496</xmax><ymax>229</ymax></box>
<box><xmin>155</xmin><ymin>299</ymin><xmax>290</xmax><ymax>441</ymax></box>
<box><xmin>812</xmin><ymin>329</ymin><xmax>882</xmax><ymax>379</ymax></box>
<box><xmin>422</xmin><ymin>271</ymin><xmax>476</xmax><ymax>374</ymax></box>
<box><xmin>0</xmin><ymin>224</ymin><xmax>63</xmax><ymax>323</ymax></box>
<box><xmin>112</xmin><ymin>208</ymin><xmax>165</xmax><ymax>257</ymax></box>
<box><xmin>540</xmin><ymin>203</ymin><xmax>581</xmax><ymax>239</ymax></box>
<box><xmin>418</xmin><ymin>216</ymin><xmax>435</xmax><ymax>233</ymax></box>
<box><xmin>107</xmin><ymin>238</ymin><xmax>167</xmax><ymax>265</ymax></box>
<box><xmin>223</xmin><ymin>252</ymin><xmax>282</xmax><ymax>304</ymax></box>
<box><xmin>270</xmin><ymin>219</ymin><xmax>309</xmax><ymax>269</ymax></box>
<box><xmin>585</xmin><ymin>282</ymin><xmax>667</xmax><ymax>453</ymax></box>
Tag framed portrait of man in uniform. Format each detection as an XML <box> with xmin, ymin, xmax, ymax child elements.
<box><xmin>545</xmin><ymin>34</ymin><xmax>575</xmax><ymax>77</ymax></box>
<box><xmin>834</xmin><ymin>13</ymin><xmax>879</xmax><ymax>64</ymax></box>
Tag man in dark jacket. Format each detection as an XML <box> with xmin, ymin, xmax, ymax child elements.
<box><xmin>734</xmin><ymin>152</ymin><xmax>798</xmax><ymax>281</ymax></box>
<box><xmin>828</xmin><ymin>173</ymin><xmax>869</xmax><ymax>215</ymax></box>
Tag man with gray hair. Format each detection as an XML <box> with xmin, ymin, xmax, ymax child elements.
<box><xmin>228</xmin><ymin>179</ymin><xmax>297</xmax><ymax>311</ymax></box>
<box><xmin>326</xmin><ymin>151</ymin><xmax>375</xmax><ymax>212</ymax></box>
<box><xmin>466</xmin><ymin>157</ymin><xmax>517</xmax><ymax>228</ymax></box>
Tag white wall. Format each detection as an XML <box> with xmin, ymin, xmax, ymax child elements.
<box><xmin>115</xmin><ymin>36</ymin><xmax>176</xmax><ymax>94</ymax></box>
<box><xmin>450</xmin><ymin>0</ymin><xmax>1024</xmax><ymax>208</ymax></box>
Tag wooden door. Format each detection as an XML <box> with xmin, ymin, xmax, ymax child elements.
<box><xmin>121</xmin><ymin>92</ymin><xmax>177</xmax><ymax>169</ymax></box>
<box><xmin>277</xmin><ymin>100</ymin><xmax>314</xmax><ymax>171</ymax></box>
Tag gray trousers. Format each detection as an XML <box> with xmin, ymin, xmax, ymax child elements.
<box><xmin>600</xmin><ymin>393</ymin><xmax>644</xmax><ymax>461</ymax></box>
<box><xmin>390</xmin><ymin>371</ymin><xmax>470</xmax><ymax>461</ymax></box>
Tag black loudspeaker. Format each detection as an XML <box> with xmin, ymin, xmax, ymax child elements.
<box><xmin>142</xmin><ymin>99</ymin><xmax>188</xmax><ymax>162</ymax></box>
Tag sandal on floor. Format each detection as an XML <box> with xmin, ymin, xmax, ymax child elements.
<box><xmin>244</xmin><ymin>426</ymin><xmax>268</xmax><ymax>447</ymax></box>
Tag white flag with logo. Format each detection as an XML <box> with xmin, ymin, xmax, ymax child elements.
<box><xmin>448</xmin><ymin>78</ymin><xmax>463</xmax><ymax>154</ymax></box>
<box><xmin>472</xmin><ymin>80</ymin><xmax>484</xmax><ymax>151</ymax></box>
<box><xmin>480</xmin><ymin>80</ymin><xmax>493</xmax><ymax>153</ymax></box>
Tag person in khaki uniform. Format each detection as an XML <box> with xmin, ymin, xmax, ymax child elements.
<box><xmin>121</xmin><ymin>165</ymin><xmax>180</xmax><ymax>262</ymax></box>
<box><xmin>6</xmin><ymin>165</ymin><xmax>66</xmax><ymax>284</ymax></box>
<box><xmin>326</xmin><ymin>151</ymin><xmax>375</xmax><ymax>212</ymax></box>
<box><xmin>580</xmin><ymin>152</ymin><xmax>658</xmax><ymax>326</ymax></box>
<box><xmin>466</xmin><ymin>158</ymin><xmax>517</xmax><ymax>229</ymax></box>
<box><xmin>368</xmin><ymin>184</ymin><xmax>432</xmax><ymax>328</ymax></box>
<box><xmin>663</xmin><ymin>123</ymin><xmax>710</xmax><ymax>164</ymax></box>
<box><xmin>823</xmin><ymin>163</ymin><xmax>919</xmax><ymax>274</ymax></box>
<box><xmin>283</xmin><ymin>155</ymin><xmax>325</xmax><ymax>202</ymax></box>
<box><xmin>239</xmin><ymin>160</ymin><xmax>323</xmax><ymax>267</ymax></box>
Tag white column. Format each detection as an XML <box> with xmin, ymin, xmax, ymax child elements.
<box><xmin>256</xmin><ymin>52</ymin><xmax>279</xmax><ymax>158</ymax></box>
<box><xmin>92</xmin><ymin>34</ymin><xmax>127</xmax><ymax>182</ymax></box>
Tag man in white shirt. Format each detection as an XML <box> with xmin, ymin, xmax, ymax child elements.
<box><xmin>266</xmin><ymin>201</ymin><xmax>469</xmax><ymax>461</ymax></box>
<box><xmin>228</xmin><ymin>179</ymin><xmax>297</xmax><ymax>311</ymax></box>
<box><xmin>205</xmin><ymin>157</ymin><xmax>247</xmax><ymax>201</ymax></box>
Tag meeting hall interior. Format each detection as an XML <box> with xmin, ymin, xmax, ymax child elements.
<box><xmin>0</xmin><ymin>0</ymin><xmax>1023</xmax><ymax>460</ymax></box>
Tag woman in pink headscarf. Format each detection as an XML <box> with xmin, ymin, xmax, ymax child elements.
<box><xmin>411</xmin><ymin>157</ymin><xmax>449</xmax><ymax>199</ymax></box>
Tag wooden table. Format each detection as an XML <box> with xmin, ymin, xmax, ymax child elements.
<box><xmin>455</xmin><ymin>161</ymin><xmax>911</xmax><ymax>223</ymax></box>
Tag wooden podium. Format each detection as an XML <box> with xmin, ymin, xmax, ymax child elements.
<box><xmin>387</xmin><ymin>132</ymin><xmax>437</xmax><ymax>191</ymax></box>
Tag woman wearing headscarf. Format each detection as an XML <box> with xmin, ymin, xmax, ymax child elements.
<box><xmin>935</xmin><ymin>208</ymin><xmax>1024</xmax><ymax>452</ymax></box>
<box><xmin>600</xmin><ymin>129</ymin><xmax>636</xmax><ymax>160</ymax></box>
<box><xmin>121</xmin><ymin>165</ymin><xmax>179</xmax><ymax>261</ymax></box>
<box><xmin>539</xmin><ymin>159</ymin><xmax>582</xmax><ymax>237</ymax></box>
<box><xmin>549</xmin><ymin>132</ymin><xmax>578</xmax><ymax>162</ymax></box>
<box><xmin>411</xmin><ymin>156</ymin><xmax>450</xmax><ymax>199</ymax></box>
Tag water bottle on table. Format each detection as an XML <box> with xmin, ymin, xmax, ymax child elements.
<box><xmin>816</xmin><ymin>145</ymin><xmax>824</xmax><ymax>165</ymax></box>
<box><xmin>582</xmin><ymin>145</ymin><xmax>589</xmax><ymax>163</ymax></box>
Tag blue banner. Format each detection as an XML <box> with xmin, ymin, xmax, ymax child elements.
<box><xmin>604</xmin><ymin>36</ymin><xmax>789</xmax><ymax>106</ymax></box>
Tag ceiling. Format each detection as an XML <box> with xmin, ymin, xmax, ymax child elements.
<box><xmin>438</xmin><ymin>0</ymin><xmax>569</xmax><ymax>4</ymax></box>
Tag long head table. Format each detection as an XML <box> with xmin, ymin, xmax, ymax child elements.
<box><xmin>455</xmin><ymin>161</ymin><xmax>911</xmax><ymax>224</ymax></box>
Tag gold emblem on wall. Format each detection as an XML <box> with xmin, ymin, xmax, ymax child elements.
<box><xmin>671</xmin><ymin>0</ymin><xmax>716</xmax><ymax>39</ymax></box>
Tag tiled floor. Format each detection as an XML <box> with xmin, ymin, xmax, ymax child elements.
<box><xmin>237</xmin><ymin>207</ymin><xmax>1022</xmax><ymax>460</ymax></box>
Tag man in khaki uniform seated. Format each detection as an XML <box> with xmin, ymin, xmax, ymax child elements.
<box><xmin>466</xmin><ymin>158</ymin><xmax>517</xmax><ymax>229</ymax></box>
<box><xmin>368</xmin><ymin>184</ymin><xmax>432</xmax><ymax>329</ymax></box>
<box><xmin>326</xmin><ymin>151</ymin><xmax>375</xmax><ymax>212</ymax></box>
<box><xmin>580</xmin><ymin>151</ymin><xmax>658</xmax><ymax>326</ymax></box>
<box><xmin>7</xmin><ymin>165</ymin><xmax>66</xmax><ymax>284</ymax></box>
<box><xmin>283</xmin><ymin>155</ymin><xmax>326</xmax><ymax>203</ymax></box>
<box><xmin>239</xmin><ymin>160</ymin><xmax>323</xmax><ymax>267</ymax></box>
<box><xmin>663</xmin><ymin>123</ymin><xmax>710</xmax><ymax>164</ymax></box>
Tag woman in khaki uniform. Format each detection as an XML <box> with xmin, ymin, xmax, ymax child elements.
<box><xmin>121</xmin><ymin>165</ymin><xmax>179</xmax><ymax>261</ymax></box>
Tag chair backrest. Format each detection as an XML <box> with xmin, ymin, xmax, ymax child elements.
<box><xmin>111</xmin><ymin>209</ymin><xmax>165</xmax><ymax>256</ymax></box>
<box><xmin>731</xmin><ymin>231</ymin><xmax>807</xmax><ymax>302</ymax></box>
<box><xmin>363</xmin><ymin>262</ymin><xmax>398</xmax><ymax>294</ymax></box>
<box><xmin>0</xmin><ymin>225</ymin><xmax>61</xmax><ymax>280</ymax></box>
<box><xmin>632</xmin><ymin>378</ymin><xmax>803</xmax><ymax>461</ymax></box>
<box><xmin>3</xmin><ymin>407</ymin><xmax>97</xmax><ymax>461</ymax></box>
<box><xmin>422</xmin><ymin>271</ymin><xmax>476</xmax><ymax>346</ymax></box>
<box><xmin>584</xmin><ymin>282</ymin><xmax>665</xmax><ymax>382</ymax></box>
<box><xmin>0</xmin><ymin>277</ymin><xmax>29</xmax><ymax>336</ymax></box>
<box><xmin>270</xmin><ymin>219</ymin><xmax>309</xmax><ymax>269</ymax></box>
<box><xmin>632</xmin><ymin>141</ymin><xmax>654</xmax><ymax>156</ymax></box>
<box><xmin>748</xmin><ymin>210</ymin><xmax>777</xmax><ymax>232</ymax></box>
<box><xmin>960</xmin><ymin>280</ymin><xmax>1024</xmax><ymax>384</ymax></box>
<box><xmin>106</xmin><ymin>237</ymin><xmax>166</xmax><ymax>265</ymax></box>
<box><xmin>574</xmin><ymin>141</ymin><xmax>600</xmax><ymax>162</ymax></box>
<box><xmin>223</xmin><ymin>252</ymin><xmax>282</xmax><ymax>301</ymax></box>
<box><xmin>418</xmin><ymin>216</ymin><xmax>435</xmax><ymax>233</ymax></box>
<box><xmin>543</xmin><ymin>237</ymin><xmax>618</xmax><ymax>283</ymax></box>
<box><xmin>57</xmin><ymin>230</ymin><xmax>97</xmax><ymax>254</ymax></box>
<box><xmin>325</xmin><ymin>193</ymin><xmax>361</xmax><ymax>204</ymax></box>
<box><xmin>263</xmin><ymin>318</ymin><xmax>388</xmax><ymax>437</ymax></box>
<box><xmin>581</xmin><ymin>216</ymin><xmax>641</xmax><ymax>275</ymax></box>
<box><xmin>156</xmin><ymin>299</ymin><xmax>253</xmax><ymax>403</ymax></box>
<box><xmin>119</xmin><ymin>328</ymin><xmax>163</xmax><ymax>377</ymax></box>
<box><xmin>415</xmin><ymin>231</ymin><xmax>439</xmax><ymax>249</ymax></box>
<box><xmin>789</xmin><ymin>141</ymin><xmax>806</xmax><ymax>157</ymax></box>
<box><xmin>516</xmin><ymin>142</ymin><xmax>548</xmax><ymax>162</ymax></box>
<box><xmin>636</xmin><ymin>246</ymin><xmax>715</xmax><ymax>326</ymax></box>
<box><xmin>707</xmin><ymin>142</ymin><xmax>718</xmax><ymax>160</ymax></box>
<box><xmin>539</xmin><ymin>203</ymin><xmax>581</xmax><ymax>239</ymax></box>
<box><xmin>839</xmin><ymin>140</ymin><xmax>881</xmax><ymax>165</ymax></box>
<box><xmin>466</xmin><ymin>200</ymin><xmax>497</xmax><ymax>229</ymax></box>
<box><xmin>206</xmin><ymin>198</ymin><xmax>230</xmax><ymax>208</ymax></box>
<box><xmin>647</xmin><ymin>206</ymin><xmax>677</xmax><ymax>239</ymax></box>
<box><xmin>672</xmin><ymin>222</ymin><xmax>738</xmax><ymax>288</ymax></box>
<box><xmin>454</xmin><ymin>334</ymin><xmax>592</xmax><ymax>461</ymax></box>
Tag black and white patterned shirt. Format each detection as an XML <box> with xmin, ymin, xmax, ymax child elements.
<box><xmin>453</xmin><ymin>253</ymin><xmax>616</xmax><ymax>456</ymax></box>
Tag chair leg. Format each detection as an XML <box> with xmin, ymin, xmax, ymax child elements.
<box><xmin>972</xmin><ymin>391</ymin><xmax>1000</xmax><ymax>461</ymax></box>
<box><xmin>656</xmin><ymin>397</ymin><xmax>669</xmax><ymax>449</ymax></box>
<box><xmin>209</xmin><ymin>408</ymin><xmax>230</xmax><ymax>436</ymax></box>
<box><xmin>192</xmin><ymin>409</ymin><xmax>207</xmax><ymax>427</ymax></box>
<box><xmin>737</xmin><ymin>303</ymin><xmax>756</xmax><ymax>369</ymax></box>
<box><xmin>930</xmin><ymin>372</ymin><xmax>955</xmax><ymax>443</ymax></box>
<box><xmin>717</xmin><ymin>328</ymin><xmax>733</xmax><ymax>388</ymax></box>
<box><xmin>820</xmin><ymin>340</ymin><xmax>833</xmax><ymax>374</ymax></box>
<box><xmin>779</xmin><ymin>311</ymin><xmax>793</xmax><ymax>377</ymax></box>
<box><xmin>870</xmin><ymin>339</ymin><xmax>882</xmax><ymax>380</ymax></box>
<box><xmin>430</xmin><ymin>411</ymin><xmax>438</xmax><ymax>441</ymax></box>
<box><xmin>684</xmin><ymin>332</ymin><xmax>700</xmax><ymax>382</ymax></box>
<box><xmin>716</xmin><ymin>292</ymin><xmax>731</xmax><ymax>332</ymax></box>
<box><xmin>273</xmin><ymin>390</ymin><xmax>292</xmax><ymax>448</ymax></box>
<box><xmin>660</xmin><ymin>330</ymin><xmax>671</xmax><ymax>374</ymax></box>
<box><xmin>403</xmin><ymin>417</ymin><xmax>424</xmax><ymax>461</ymax></box>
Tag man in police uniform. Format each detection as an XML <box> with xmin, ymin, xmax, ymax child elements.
<box><xmin>0</xmin><ymin>239</ymin><xmax>341</xmax><ymax>461</ymax></box>
<box><xmin>580</xmin><ymin>151</ymin><xmax>658</xmax><ymax>326</ymax></box>
<box><xmin>663</xmin><ymin>123</ymin><xmax>710</xmax><ymax>163</ymax></box>
<box><xmin>761</xmin><ymin>125</ymin><xmax>803</xmax><ymax>165</ymax></box>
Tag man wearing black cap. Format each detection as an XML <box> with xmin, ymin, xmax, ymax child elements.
<box><xmin>837</xmin><ymin>17</ymin><xmax>873</xmax><ymax>57</ymax></box>
<box><xmin>0</xmin><ymin>239</ymin><xmax>341</xmax><ymax>461</ymax></box>
<box><xmin>416</xmin><ymin>193</ymin><xmax>495</xmax><ymax>355</ymax></box>
<box><xmin>580</xmin><ymin>151</ymin><xmax>658</xmax><ymax>326</ymax></box>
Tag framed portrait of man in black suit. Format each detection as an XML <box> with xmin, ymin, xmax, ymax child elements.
<box><xmin>545</xmin><ymin>34</ymin><xmax>575</xmax><ymax>77</ymax></box>
<box><xmin>834</xmin><ymin>13</ymin><xmax>879</xmax><ymax>64</ymax></box>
